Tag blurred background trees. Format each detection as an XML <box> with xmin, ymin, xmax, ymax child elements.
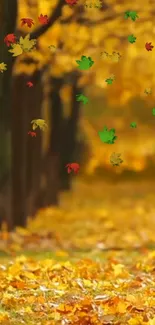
<box><xmin>1</xmin><ymin>0</ymin><xmax>155</xmax><ymax>230</ymax></box>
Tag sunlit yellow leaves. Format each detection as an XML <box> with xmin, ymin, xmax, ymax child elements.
<box><xmin>8</xmin><ymin>263</ymin><xmax>22</xmax><ymax>277</ymax></box>
<box><xmin>112</xmin><ymin>263</ymin><xmax>126</xmax><ymax>276</ymax></box>
<box><xmin>57</xmin><ymin>304</ymin><xmax>73</xmax><ymax>313</ymax></box>
<box><xmin>149</xmin><ymin>318</ymin><xmax>155</xmax><ymax>325</ymax></box>
<box><xmin>116</xmin><ymin>300</ymin><xmax>128</xmax><ymax>313</ymax></box>
<box><xmin>10</xmin><ymin>280</ymin><xmax>26</xmax><ymax>289</ymax></box>
<box><xmin>0</xmin><ymin>312</ymin><xmax>9</xmax><ymax>323</ymax></box>
<box><xmin>128</xmin><ymin>316</ymin><xmax>148</xmax><ymax>325</ymax></box>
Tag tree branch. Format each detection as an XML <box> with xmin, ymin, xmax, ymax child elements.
<box><xmin>60</xmin><ymin>12</ymin><xmax>123</xmax><ymax>26</ymax></box>
<box><xmin>16</xmin><ymin>0</ymin><xmax>65</xmax><ymax>39</ymax></box>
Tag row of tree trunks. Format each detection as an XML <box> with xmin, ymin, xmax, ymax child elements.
<box><xmin>3</xmin><ymin>68</ymin><xmax>82</xmax><ymax>228</ymax></box>
<box><xmin>0</xmin><ymin>0</ymin><xmax>82</xmax><ymax>229</ymax></box>
<box><xmin>11</xmin><ymin>71</ymin><xmax>82</xmax><ymax>226</ymax></box>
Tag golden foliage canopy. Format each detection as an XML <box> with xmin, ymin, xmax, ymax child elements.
<box><xmin>14</xmin><ymin>0</ymin><xmax>155</xmax><ymax>104</ymax></box>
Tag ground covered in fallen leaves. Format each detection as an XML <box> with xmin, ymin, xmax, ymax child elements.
<box><xmin>0</xmin><ymin>180</ymin><xmax>155</xmax><ymax>324</ymax></box>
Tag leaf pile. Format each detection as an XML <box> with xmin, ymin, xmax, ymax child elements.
<box><xmin>0</xmin><ymin>251</ymin><xmax>155</xmax><ymax>324</ymax></box>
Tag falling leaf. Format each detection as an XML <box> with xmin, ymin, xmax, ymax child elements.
<box><xmin>111</xmin><ymin>51</ymin><xmax>121</xmax><ymax>62</ymax></box>
<box><xmin>110</xmin><ymin>152</ymin><xmax>123</xmax><ymax>166</ymax></box>
<box><xmin>4</xmin><ymin>33</ymin><xmax>16</xmax><ymax>47</ymax></box>
<box><xmin>76</xmin><ymin>94</ymin><xmax>89</xmax><ymax>104</ymax></box>
<box><xmin>105</xmin><ymin>75</ymin><xmax>115</xmax><ymax>85</ymax></box>
<box><xmin>65</xmin><ymin>163</ymin><xmax>80</xmax><ymax>174</ymax></box>
<box><xmin>28</xmin><ymin>131</ymin><xmax>36</xmax><ymax>137</ymax></box>
<box><xmin>130</xmin><ymin>122</ymin><xmax>137</xmax><ymax>128</ymax></box>
<box><xmin>65</xmin><ymin>0</ymin><xmax>78</xmax><ymax>4</ymax></box>
<box><xmin>98</xmin><ymin>126</ymin><xmax>117</xmax><ymax>144</ymax></box>
<box><xmin>48</xmin><ymin>45</ymin><xmax>57</xmax><ymax>53</ymax></box>
<box><xmin>76</xmin><ymin>56</ymin><xmax>94</xmax><ymax>70</ymax></box>
<box><xmin>8</xmin><ymin>43</ymin><xmax>23</xmax><ymax>57</ymax></box>
<box><xmin>0</xmin><ymin>62</ymin><xmax>7</xmax><ymax>72</ymax></box>
<box><xmin>124</xmin><ymin>11</ymin><xmax>139</xmax><ymax>21</ymax></box>
<box><xmin>145</xmin><ymin>42</ymin><xmax>154</xmax><ymax>51</ymax></box>
<box><xmin>38</xmin><ymin>14</ymin><xmax>49</xmax><ymax>25</ymax></box>
<box><xmin>85</xmin><ymin>0</ymin><xmax>102</xmax><ymax>8</ymax></box>
<box><xmin>31</xmin><ymin>119</ymin><xmax>48</xmax><ymax>131</ymax></box>
<box><xmin>19</xmin><ymin>34</ymin><xmax>37</xmax><ymax>52</ymax></box>
<box><xmin>144</xmin><ymin>88</ymin><xmax>152</xmax><ymax>95</ymax></box>
<box><xmin>27</xmin><ymin>81</ymin><xmax>33</xmax><ymax>87</ymax></box>
<box><xmin>21</xmin><ymin>18</ymin><xmax>34</xmax><ymax>28</ymax></box>
<box><xmin>128</xmin><ymin>34</ymin><xmax>136</xmax><ymax>43</ymax></box>
<box><xmin>100</xmin><ymin>51</ymin><xmax>109</xmax><ymax>59</ymax></box>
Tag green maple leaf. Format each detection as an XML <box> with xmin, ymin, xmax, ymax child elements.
<box><xmin>98</xmin><ymin>126</ymin><xmax>117</xmax><ymax>144</ymax></box>
<box><xmin>124</xmin><ymin>11</ymin><xmax>138</xmax><ymax>21</ymax></box>
<box><xmin>105</xmin><ymin>78</ymin><xmax>113</xmax><ymax>85</ymax></box>
<box><xmin>124</xmin><ymin>11</ymin><xmax>130</xmax><ymax>19</ymax></box>
<box><xmin>76</xmin><ymin>94</ymin><xmax>89</xmax><ymax>104</ymax></box>
<box><xmin>105</xmin><ymin>75</ymin><xmax>115</xmax><ymax>85</ymax></box>
<box><xmin>128</xmin><ymin>34</ymin><xmax>136</xmax><ymax>43</ymax></box>
<box><xmin>130</xmin><ymin>122</ymin><xmax>137</xmax><ymax>128</ymax></box>
<box><xmin>76</xmin><ymin>55</ymin><xmax>94</xmax><ymax>70</ymax></box>
<box><xmin>152</xmin><ymin>108</ymin><xmax>155</xmax><ymax>116</ymax></box>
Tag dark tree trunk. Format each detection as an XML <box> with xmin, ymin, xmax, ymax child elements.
<box><xmin>25</xmin><ymin>70</ymin><xmax>43</xmax><ymax>217</ymax></box>
<box><xmin>11</xmin><ymin>70</ymin><xmax>44</xmax><ymax>226</ymax></box>
<box><xmin>0</xmin><ymin>0</ymin><xmax>17</xmax><ymax>229</ymax></box>
<box><xmin>59</xmin><ymin>72</ymin><xmax>82</xmax><ymax>191</ymax></box>
<box><xmin>36</xmin><ymin>77</ymin><xmax>64</xmax><ymax>208</ymax></box>
<box><xmin>11</xmin><ymin>75</ymin><xmax>28</xmax><ymax>228</ymax></box>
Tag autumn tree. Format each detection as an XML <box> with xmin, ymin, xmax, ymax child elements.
<box><xmin>3</xmin><ymin>0</ymin><xmax>155</xmax><ymax>228</ymax></box>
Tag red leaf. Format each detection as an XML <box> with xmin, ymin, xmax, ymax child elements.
<box><xmin>145</xmin><ymin>42</ymin><xmax>154</xmax><ymax>51</ymax></box>
<box><xmin>28</xmin><ymin>131</ymin><xmax>36</xmax><ymax>137</ymax></box>
<box><xmin>65</xmin><ymin>163</ymin><xmax>80</xmax><ymax>174</ymax></box>
<box><xmin>38</xmin><ymin>14</ymin><xmax>49</xmax><ymax>25</ymax></box>
<box><xmin>65</xmin><ymin>0</ymin><xmax>78</xmax><ymax>5</ymax></box>
<box><xmin>21</xmin><ymin>18</ymin><xmax>34</xmax><ymax>28</ymax></box>
<box><xmin>4</xmin><ymin>33</ymin><xmax>16</xmax><ymax>47</ymax></box>
<box><xmin>27</xmin><ymin>81</ymin><xmax>33</xmax><ymax>87</ymax></box>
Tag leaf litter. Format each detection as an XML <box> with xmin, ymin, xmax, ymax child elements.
<box><xmin>0</xmin><ymin>181</ymin><xmax>155</xmax><ymax>323</ymax></box>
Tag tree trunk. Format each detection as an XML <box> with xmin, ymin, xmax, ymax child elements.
<box><xmin>11</xmin><ymin>75</ymin><xmax>28</xmax><ymax>228</ymax></box>
<box><xmin>59</xmin><ymin>72</ymin><xmax>82</xmax><ymax>191</ymax></box>
<box><xmin>36</xmin><ymin>77</ymin><xmax>64</xmax><ymax>208</ymax></box>
<box><xmin>0</xmin><ymin>0</ymin><xmax>17</xmax><ymax>229</ymax></box>
<box><xmin>25</xmin><ymin>70</ymin><xmax>43</xmax><ymax>217</ymax></box>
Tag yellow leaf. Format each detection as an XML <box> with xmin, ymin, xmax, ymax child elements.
<box><xmin>112</xmin><ymin>263</ymin><xmax>125</xmax><ymax>276</ymax></box>
<box><xmin>9</xmin><ymin>43</ymin><xmax>23</xmax><ymax>57</ymax></box>
<box><xmin>19</xmin><ymin>34</ymin><xmax>36</xmax><ymax>52</ymax></box>
<box><xmin>31</xmin><ymin>119</ymin><xmax>48</xmax><ymax>131</ymax></box>
<box><xmin>149</xmin><ymin>318</ymin><xmax>155</xmax><ymax>325</ymax></box>
<box><xmin>0</xmin><ymin>62</ymin><xmax>7</xmax><ymax>72</ymax></box>
<box><xmin>8</xmin><ymin>263</ymin><xmax>22</xmax><ymax>276</ymax></box>
<box><xmin>24</xmin><ymin>306</ymin><xmax>33</xmax><ymax>313</ymax></box>
<box><xmin>83</xmin><ymin>279</ymin><xmax>93</xmax><ymax>288</ymax></box>
<box><xmin>116</xmin><ymin>301</ymin><xmax>127</xmax><ymax>313</ymax></box>
<box><xmin>22</xmin><ymin>271</ymin><xmax>36</xmax><ymax>279</ymax></box>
